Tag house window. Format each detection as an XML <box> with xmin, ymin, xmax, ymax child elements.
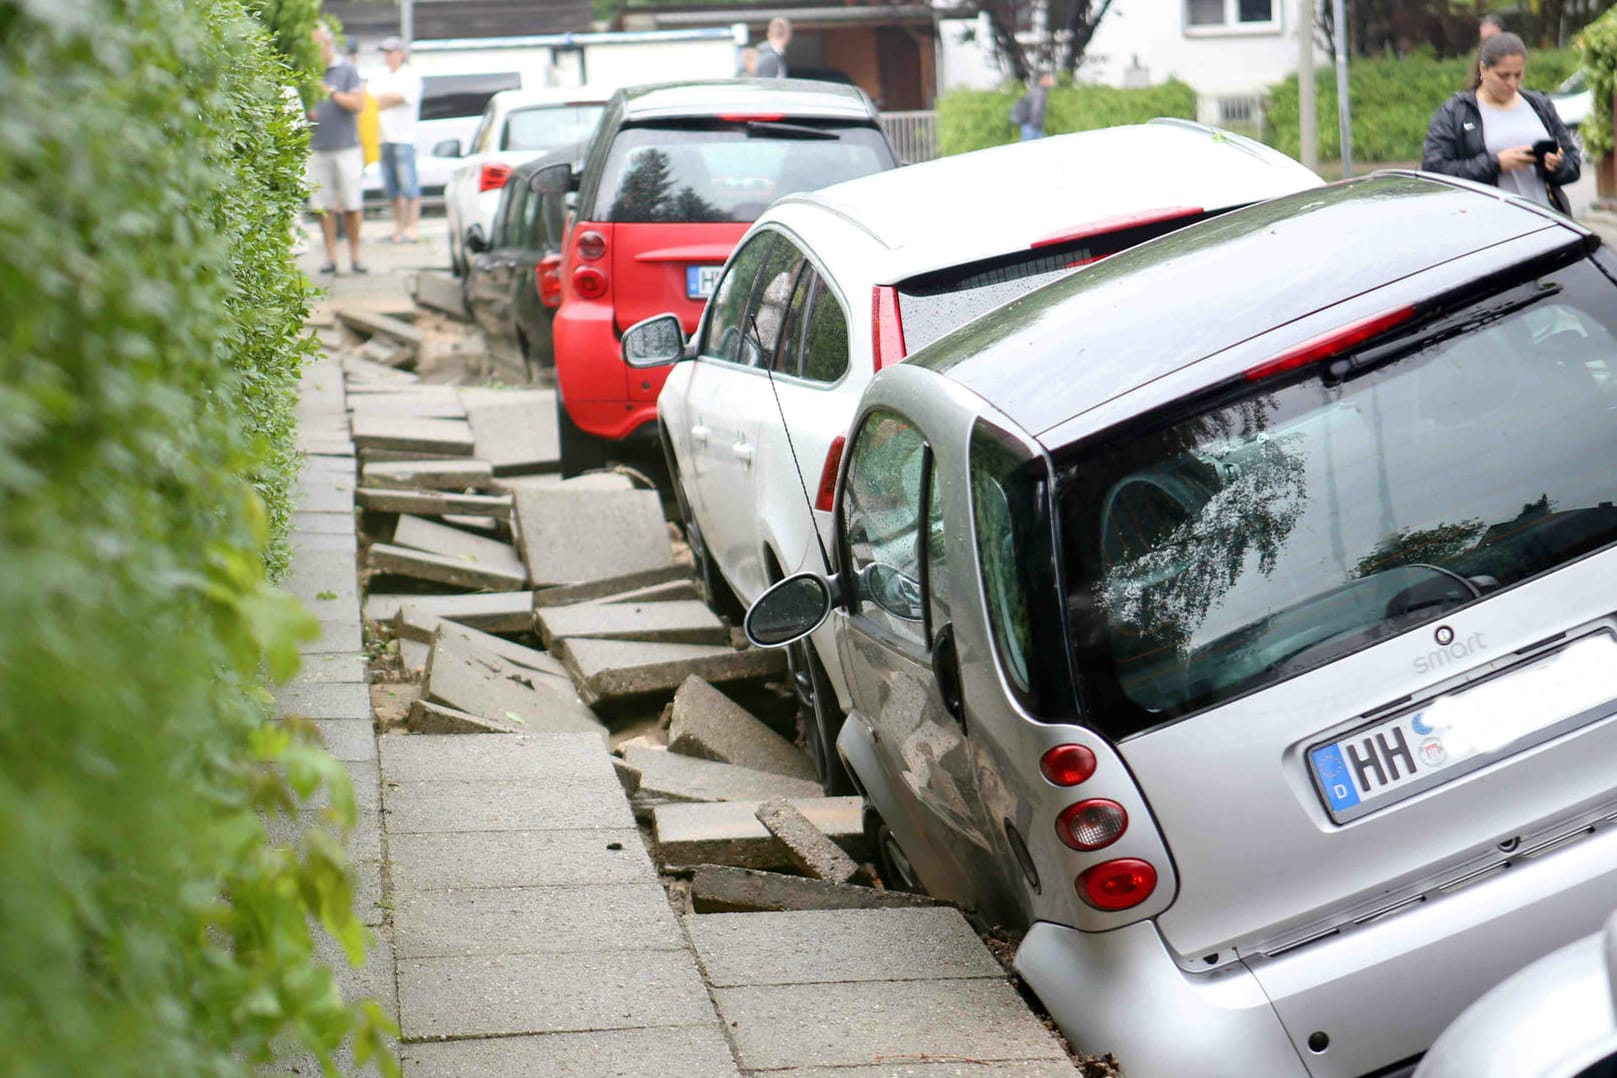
<box><xmin>1185</xmin><ymin>0</ymin><xmax>1280</xmax><ymax>33</ymax></box>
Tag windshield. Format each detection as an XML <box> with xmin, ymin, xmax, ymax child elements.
<box><xmin>420</xmin><ymin>73</ymin><xmax>521</xmax><ymax>122</ymax></box>
<box><xmin>503</xmin><ymin>105</ymin><xmax>604</xmax><ymax>152</ymax></box>
<box><xmin>595</xmin><ymin>121</ymin><xmax>894</xmax><ymax>224</ymax></box>
<box><xmin>1054</xmin><ymin>258</ymin><xmax>1617</xmax><ymax>736</ymax></box>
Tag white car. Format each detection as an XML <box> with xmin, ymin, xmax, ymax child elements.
<box><xmin>633</xmin><ymin>120</ymin><xmax>1322</xmax><ymax>792</ymax></box>
<box><xmin>444</xmin><ymin>86</ymin><xmax>610</xmax><ymax>275</ymax></box>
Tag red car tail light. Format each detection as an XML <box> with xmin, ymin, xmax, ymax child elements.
<box><xmin>573</xmin><ymin>266</ymin><xmax>608</xmax><ymax>300</ymax></box>
<box><xmin>1056</xmin><ymin>799</ymin><xmax>1128</xmax><ymax>851</ymax></box>
<box><xmin>1243</xmin><ymin>305</ymin><xmax>1417</xmax><ymax>382</ymax></box>
<box><xmin>576</xmin><ymin>229</ymin><xmax>607</xmax><ymax>262</ymax></box>
<box><xmin>537</xmin><ymin>254</ymin><xmax>563</xmax><ymax>308</ymax></box>
<box><xmin>872</xmin><ymin>285</ymin><xmax>906</xmax><ymax>371</ymax></box>
<box><xmin>1039</xmin><ymin>744</ymin><xmax>1096</xmax><ymax>787</ymax></box>
<box><xmin>1078</xmin><ymin>859</ymin><xmax>1158</xmax><ymax>911</ymax></box>
<box><xmin>814</xmin><ymin>435</ymin><xmax>846</xmax><ymax>512</ymax></box>
<box><xmin>478</xmin><ymin>162</ymin><xmax>512</xmax><ymax>193</ymax></box>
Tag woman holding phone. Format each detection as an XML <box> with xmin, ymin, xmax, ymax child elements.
<box><xmin>1423</xmin><ymin>32</ymin><xmax>1581</xmax><ymax>214</ymax></box>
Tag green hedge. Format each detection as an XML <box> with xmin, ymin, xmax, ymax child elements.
<box><xmin>0</xmin><ymin>2</ymin><xmax>393</xmax><ymax>1074</ymax></box>
<box><xmin>1266</xmin><ymin>48</ymin><xmax>1581</xmax><ymax>162</ymax></box>
<box><xmin>1578</xmin><ymin>8</ymin><xmax>1617</xmax><ymax>160</ymax></box>
<box><xmin>938</xmin><ymin>80</ymin><xmax>1199</xmax><ymax>156</ymax></box>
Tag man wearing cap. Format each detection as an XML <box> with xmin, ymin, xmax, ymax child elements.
<box><xmin>753</xmin><ymin>18</ymin><xmax>791</xmax><ymax>78</ymax></box>
<box><xmin>371</xmin><ymin>36</ymin><xmax>423</xmax><ymax>244</ymax></box>
<box><xmin>308</xmin><ymin>23</ymin><xmax>368</xmax><ymax>274</ymax></box>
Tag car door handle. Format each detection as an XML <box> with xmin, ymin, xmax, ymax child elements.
<box><xmin>691</xmin><ymin>424</ymin><xmax>710</xmax><ymax>447</ymax></box>
<box><xmin>731</xmin><ymin>441</ymin><xmax>754</xmax><ymax>466</ymax></box>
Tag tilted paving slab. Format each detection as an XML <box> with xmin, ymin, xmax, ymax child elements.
<box><xmin>393</xmin><ymin>883</ymin><xmax>682</xmax><ymax>959</ymax></box>
<box><xmin>688</xmin><ymin>866</ymin><xmax>948</xmax><ymax>914</ymax></box>
<box><xmin>342</xmin><ymin>354</ymin><xmax>420</xmax><ymax>385</ymax></box>
<box><xmin>752</xmin><ymin>1062</ymin><xmax>1077</xmax><ymax>1077</ymax></box>
<box><xmin>397</xmin><ymin>949</ymin><xmax>717</xmax><ymax>1040</ymax></box>
<box><xmin>367</xmin><ymin>543</ymin><xmax>527</xmax><ymax>592</ymax></box>
<box><xmin>687</xmin><ymin>908</ymin><xmax>1003</xmax><ymax>987</ymax></box>
<box><xmin>595</xmin><ymin>578</ymin><xmax>703</xmax><ymax>604</ymax></box>
<box><xmin>400</xmin><ymin>638</ymin><xmax>430</xmax><ymax>672</ymax></box>
<box><xmin>494</xmin><ymin>471</ymin><xmax>633</xmax><ymax>496</ymax></box>
<box><xmin>667</xmin><ymin>675</ymin><xmax>814</xmax><ymax>780</ymax></box>
<box><xmin>356</xmin><ymin>487</ymin><xmax>513</xmax><ymax>520</ymax></box>
<box><xmin>350</xmin><ymin>415</ymin><xmax>474</xmax><ymax>456</ymax></box>
<box><xmin>400</xmin><ymin>1026</ymin><xmax>741</xmax><ymax>1078</ymax></box>
<box><xmin>361</xmin><ymin>458</ymin><xmax>492</xmax><ymax>491</ymax></box>
<box><xmin>423</xmin><ymin>623</ymin><xmax>566</xmax><ymax>682</ymax></box>
<box><xmin>513</xmin><ymin>487</ymin><xmax>674</xmax><ymax>588</ymax></box>
<box><xmin>413</xmin><ymin>269</ymin><xmax>471</xmax><ymax>321</ymax></box>
<box><xmin>389</xmin><ymin>829</ymin><xmax>652</xmax><ymax>891</ymax></box>
<box><xmin>622</xmin><ymin>746</ymin><xmax>821</xmax><ymax>803</ymax></box>
<box><xmin>379</xmin><ymin>732</ymin><xmax>614</xmax><ymax>784</ymax></box>
<box><xmin>653</xmin><ymin>797</ymin><xmax>868</xmax><ymax>870</ymax></box>
<box><xmin>392</xmin><ymin>516</ymin><xmax>527</xmax><ymax>582</ymax></box>
<box><xmin>407</xmin><ymin>698</ymin><xmax>518</xmax><ymax>734</ymax></box>
<box><xmin>275</xmin><ymin>681</ymin><xmax>371</xmax><ymax>720</ymax></box>
<box><xmin>363</xmin><ymin>593</ymin><xmax>411</xmax><ymax>624</ymax></box>
<box><xmin>382</xmin><ymin>780</ymin><xmax>636</xmax><ymax>834</ymax></box>
<box><xmin>537</xmin><ymin>599</ymin><xmax>727</xmax><ymax>649</ymax></box>
<box><xmin>755</xmin><ymin>799</ymin><xmax>862</xmax><ymax>884</ymax></box>
<box><xmin>357</xmin><ymin>337</ymin><xmax>409</xmax><ymax>369</ymax></box>
<box><xmin>373</xmin><ymin>590</ymin><xmax>533</xmax><ymax>636</ymax></box>
<box><xmin>289</xmin><ymin>651</ymin><xmax>368</xmax><ymax>685</ymax></box>
<box><xmin>557</xmin><ymin>638</ymin><xmax>787</xmax><ymax>706</ymax></box>
<box><xmin>349</xmin><ymin>395</ymin><xmax>466</xmax><ymax>421</ymax></box>
<box><xmin>335</xmin><ymin>305</ymin><xmax>424</xmax><ymax>348</ymax></box>
<box><xmin>359</xmin><ymin>446</ymin><xmax>466</xmax><ymax>466</ymax></box>
<box><xmin>464</xmin><ymin>392</ymin><xmax>560</xmax><ymax>476</ymax></box>
<box><xmin>712</xmin><ymin>979</ymin><xmax>1071</xmax><ymax>1071</ymax></box>
<box><xmin>440</xmin><ymin>513</ymin><xmax>501</xmax><ymax>535</ymax></box>
<box><xmin>424</xmin><ymin>637</ymin><xmax>604</xmax><ymax>741</ymax></box>
<box><xmin>532</xmin><ymin>564</ymin><xmax>691</xmax><ymax>607</ymax></box>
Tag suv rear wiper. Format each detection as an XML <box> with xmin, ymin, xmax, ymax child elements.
<box><xmin>740</xmin><ymin>120</ymin><xmax>838</xmax><ymax>140</ymax></box>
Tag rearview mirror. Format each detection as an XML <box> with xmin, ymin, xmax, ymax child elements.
<box><xmin>464</xmin><ymin>223</ymin><xmax>489</xmax><ymax>255</ymax></box>
<box><xmin>432</xmin><ymin>138</ymin><xmax>461</xmax><ymax>158</ymax></box>
<box><xmin>621</xmin><ymin>313</ymin><xmax>688</xmax><ymax>368</ymax></box>
<box><xmin>745</xmin><ymin>573</ymin><xmax>836</xmax><ymax>648</ymax></box>
<box><xmin>860</xmin><ymin>563</ymin><xmax>923</xmax><ymax>622</ymax></box>
<box><xmin>530</xmin><ymin>161</ymin><xmax>574</xmax><ymax>196</ymax></box>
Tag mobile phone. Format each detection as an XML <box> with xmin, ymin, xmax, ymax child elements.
<box><xmin>1531</xmin><ymin>138</ymin><xmax>1558</xmax><ymax>161</ymax></box>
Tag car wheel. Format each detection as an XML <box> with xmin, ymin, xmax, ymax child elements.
<box><xmin>789</xmin><ymin>638</ymin><xmax>854</xmax><ymax>795</ymax></box>
<box><xmin>556</xmin><ymin>393</ymin><xmax>608</xmax><ymax>478</ymax></box>
<box><xmin>867</xmin><ymin>812</ymin><xmax>924</xmax><ymax>894</ymax></box>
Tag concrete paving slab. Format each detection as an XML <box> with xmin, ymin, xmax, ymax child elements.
<box><xmin>290</xmin><ymin>529</ymin><xmax>358</xmax><ymax>554</ymax></box>
<box><xmin>343</xmin><ymin>354</ymin><xmax>421</xmax><ymax>385</ymax></box>
<box><xmin>493</xmin><ymin>471</ymin><xmax>634</xmax><ymax>496</ymax></box>
<box><xmin>289</xmin><ymin>652</ymin><xmax>368</xmax><ymax>685</ymax></box>
<box><xmin>276</xmin><ymin>682</ymin><xmax>371</xmax><ymax>720</ymax></box>
<box><xmin>400</xmin><ymin>638</ymin><xmax>430</xmax><ymax>672</ymax></box>
<box><xmin>290</xmin><ymin>479</ymin><xmax>355</xmax><ymax>514</ymax></box>
<box><xmin>336</xmin><ymin>306</ymin><xmax>424</xmax><ymax>348</ymax></box>
<box><xmin>364</xmin><ymin>594</ymin><xmax>411</xmax><ymax>624</ymax></box>
<box><xmin>531</xmin><ymin>565</ymin><xmax>691</xmax><ymax>607</ymax></box>
<box><xmin>392</xmin><ymin>516</ymin><xmax>526</xmax><ymax>581</ymax></box>
<box><xmin>400</xmin><ymin>1025</ymin><xmax>741</xmax><ymax>1078</ymax></box>
<box><xmin>713</xmin><ymin>979</ymin><xmax>1070</xmax><ymax>1071</ymax></box>
<box><xmin>359</xmin><ymin>447</ymin><xmax>466</xmax><ymax>465</ymax></box>
<box><xmin>557</xmin><ymin>639</ymin><xmax>787</xmax><ymax>706</ymax></box>
<box><xmin>757</xmin><ymin>1063</ymin><xmax>1076</xmax><ymax>1077</ymax></box>
<box><xmin>413</xmin><ymin>270</ymin><xmax>471</xmax><ymax>321</ymax></box>
<box><xmin>687</xmin><ymin>908</ymin><xmax>1003</xmax><ymax>987</ymax></box>
<box><xmin>349</xmin><ymin>394</ymin><xmax>466</xmax><ymax>420</ymax></box>
<box><xmin>622</xmin><ymin>746</ymin><xmax>822</xmax><ymax>803</ymax></box>
<box><xmin>313</xmin><ymin>718</ymin><xmax>377</xmax><ymax>763</ymax></box>
<box><xmin>424</xmin><ymin>638</ymin><xmax>604</xmax><ymax>740</ymax></box>
<box><xmin>689</xmin><ymin>866</ymin><xmax>947</xmax><ymax>914</ymax></box>
<box><xmin>424</xmin><ymin>623</ymin><xmax>566</xmax><ymax>682</ymax></box>
<box><xmin>667</xmin><ymin>676</ymin><xmax>814</xmax><ymax>780</ymax></box>
<box><xmin>389</xmin><ymin>829</ymin><xmax>652</xmax><ymax>891</ymax></box>
<box><xmin>536</xmin><ymin>599</ymin><xmax>727</xmax><ymax>649</ymax></box>
<box><xmin>373</xmin><ymin>591</ymin><xmax>533</xmax><ymax>636</ymax></box>
<box><xmin>464</xmin><ymin>393</ymin><xmax>560</xmax><ymax>476</ymax></box>
<box><xmin>368</xmin><ymin>543</ymin><xmax>527</xmax><ymax>592</ymax></box>
<box><xmin>357</xmin><ymin>488</ymin><xmax>513</xmax><ymax>519</ymax></box>
<box><xmin>306</xmin><ymin>617</ymin><xmax>364</xmax><ymax>654</ymax></box>
<box><xmin>513</xmin><ymin>487</ymin><xmax>674</xmax><ymax>588</ymax></box>
<box><xmin>397</xmin><ymin>950</ymin><xmax>717</xmax><ymax>1039</ymax></box>
<box><xmin>293</xmin><ymin>510</ymin><xmax>357</xmax><ymax>535</ymax></box>
<box><xmin>393</xmin><ymin>883</ymin><xmax>681</xmax><ymax>958</ymax></box>
<box><xmin>351</xmin><ymin>415</ymin><xmax>474</xmax><ymax>456</ymax></box>
<box><xmin>299</xmin><ymin>437</ymin><xmax>357</xmax><ymax>457</ymax></box>
<box><xmin>361</xmin><ymin>458</ymin><xmax>493</xmax><ymax>491</ymax></box>
<box><xmin>755</xmin><ymin>799</ymin><xmax>861</xmax><ymax>884</ymax></box>
<box><xmin>407</xmin><ymin>698</ymin><xmax>518</xmax><ymax>734</ymax></box>
<box><xmin>383</xmin><ymin>780</ymin><xmax>635</xmax><ymax>833</ymax></box>
<box><xmin>440</xmin><ymin>513</ymin><xmax>501</xmax><ymax>535</ymax></box>
<box><xmin>358</xmin><ymin>337</ymin><xmax>409</xmax><ymax>368</ymax></box>
<box><xmin>653</xmin><ymin>797</ymin><xmax>867</xmax><ymax>870</ymax></box>
<box><xmin>379</xmin><ymin>732</ymin><xmax>616</xmax><ymax>784</ymax></box>
<box><xmin>596</xmin><ymin>578</ymin><xmax>703</xmax><ymax>604</ymax></box>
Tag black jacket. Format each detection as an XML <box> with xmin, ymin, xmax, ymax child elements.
<box><xmin>1422</xmin><ymin>89</ymin><xmax>1581</xmax><ymax>214</ymax></box>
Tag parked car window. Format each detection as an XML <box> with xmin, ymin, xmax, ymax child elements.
<box><xmin>841</xmin><ymin>409</ymin><xmax>929</xmax><ymax>646</ymax></box>
<box><xmin>492</xmin><ymin>180</ymin><xmax>529</xmax><ymax>249</ymax></box>
<box><xmin>925</xmin><ymin>463</ymin><xmax>949</xmax><ymax>641</ymax></box>
<box><xmin>773</xmin><ymin>266</ymin><xmax>816</xmax><ymax>377</ymax></box>
<box><xmin>502</xmin><ymin>105</ymin><xmax>605</xmax><ymax>153</ymax></box>
<box><xmin>702</xmin><ymin>234</ymin><xmax>778</xmax><ymax>365</ymax></box>
<box><xmin>419</xmin><ymin>73</ymin><xmax>521</xmax><ymax>123</ymax></box>
<box><xmin>971</xmin><ymin>422</ymin><xmax>1040</xmax><ymax>696</ymax></box>
<box><xmin>595</xmin><ymin>122</ymin><xmax>893</xmax><ymax>225</ymax></box>
<box><xmin>1055</xmin><ymin>258</ymin><xmax>1617</xmax><ymax>735</ymax></box>
<box><xmin>747</xmin><ymin>240</ymin><xmax>805</xmax><ymax>371</ymax></box>
<box><xmin>800</xmin><ymin>276</ymin><xmax>850</xmax><ymax>383</ymax></box>
<box><xmin>470</xmin><ymin>108</ymin><xmax>496</xmax><ymax>156</ymax></box>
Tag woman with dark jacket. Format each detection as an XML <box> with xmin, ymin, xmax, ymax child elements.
<box><xmin>1423</xmin><ymin>32</ymin><xmax>1581</xmax><ymax>215</ymax></box>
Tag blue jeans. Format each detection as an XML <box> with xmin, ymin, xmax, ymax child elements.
<box><xmin>1020</xmin><ymin>123</ymin><xmax>1044</xmax><ymax>141</ymax></box>
<box><xmin>379</xmin><ymin>142</ymin><xmax>420</xmax><ymax>200</ymax></box>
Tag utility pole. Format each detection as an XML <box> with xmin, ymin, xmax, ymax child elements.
<box><xmin>400</xmin><ymin>0</ymin><xmax>414</xmax><ymax>46</ymax></box>
<box><xmin>1297</xmin><ymin>0</ymin><xmax>1317</xmax><ymax>171</ymax></box>
<box><xmin>1332</xmin><ymin>0</ymin><xmax>1353</xmax><ymax>177</ymax></box>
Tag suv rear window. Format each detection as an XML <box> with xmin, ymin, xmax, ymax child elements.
<box><xmin>503</xmin><ymin>105</ymin><xmax>605</xmax><ymax>152</ymax></box>
<box><xmin>420</xmin><ymin>73</ymin><xmax>522</xmax><ymax>122</ymax></box>
<box><xmin>594</xmin><ymin>121</ymin><xmax>894</xmax><ymax>224</ymax></box>
<box><xmin>1054</xmin><ymin>257</ymin><xmax>1617</xmax><ymax>737</ymax></box>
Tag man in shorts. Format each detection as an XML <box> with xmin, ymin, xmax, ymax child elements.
<box><xmin>371</xmin><ymin>36</ymin><xmax>423</xmax><ymax>244</ymax></box>
<box><xmin>307</xmin><ymin>24</ymin><xmax>367</xmax><ymax>274</ymax></box>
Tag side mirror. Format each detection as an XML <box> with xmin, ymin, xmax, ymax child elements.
<box><xmin>621</xmin><ymin>313</ymin><xmax>688</xmax><ymax>368</ymax></box>
<box><xmin>860</xmin><ymin>562</ymin><xmax>923</xmax><ymax>622</ymax></box>
<box><xmin>464</xmin><ymin>223</ymin><xmax>489</xmax><ymax>255</ymax></box>
<box><xmin>745</xmin><ymin>573</ymin><xmax>836</xmax><ymax>648</ymax></box>
<box><xmin>433</xmin><ymin>138</ymin><xmax>461</xmax><ymax>158</ymax></box>
<box><xmin>530</xmin><ymin>161</ymin><xmax>574</xmax><ymax>196</ymax></box>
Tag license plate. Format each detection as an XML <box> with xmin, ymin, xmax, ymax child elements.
<box><xmin>686</xmin><ymin>264</ymin><xmax>722</xmax><ymax>300</ymax></box>
<box><xmin>1309</xmin><ymin>633</ymin><xmax>1617</xmax><ymax>823</ymax></box>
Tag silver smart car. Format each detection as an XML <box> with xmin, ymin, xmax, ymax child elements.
<box><xmin>746</xmin><ymin>172</ymin><xmax>1617</xmax><ymax>1077</ymax></box>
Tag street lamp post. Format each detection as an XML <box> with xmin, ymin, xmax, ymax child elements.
<box><xmin>1332</xmin><ymin>0</ymin><xmax>1353</xmax><ymax>177</ymax></box>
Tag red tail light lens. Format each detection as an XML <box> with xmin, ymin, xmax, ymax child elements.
<box><xmin>1056</xmin><ymin>799</ymin><xmax>1128</xmax><ymax>851</ymax></box>
<box><xmin>1243</xmin><ymin>305</ymin><xmax>1417</xmax><ymax>382</ymax></box>
<box><xmin>573</xmin><ymin>266</ymin><xmax>607</xmax><ymax>300</ymax></box>
<box><xmin>814</xmin><ymin>435</ymin><xmax>846</xmax><ymax>512</ymax></box>
<box><xmin>537</xmin><ymin>254</ymin><xmax>563</xmax><ymax>308</ymax></box>
<box><xmin>871</xmin><ymin>285</ymin><xmax>906</xmax><ymax>371</ymax></box>
<box><xmin>1039</xmin><ymin>744</ymin><xmax>1096</xmax><ymax>787</ymax></box>
<box><xmin>478</xmin><ymin>162</ymin><xmax>512</xmax><ymax>193</ymax></box>
<box><xmin>1078</xmin><ymin>859</ymin><xmax>1158</xmax><ymax>911</ymax></box>
<box><xmin>576</xmin><ymin>229</ymin><xmax>607</xmax><ymax>262</ymax></box>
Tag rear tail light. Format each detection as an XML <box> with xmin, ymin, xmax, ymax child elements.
<box><xmin>478</xmin><ymin>162</ymin><xmax>512</xmax><ymax>193</ymax></box>
<box><xmin>1039</xmin><ymin>744</ymin><xmax>1096</xmax><ymax>787</ymax></box>
<box><xmin>814</xmin><ymin>435</ymin><xmax>846</xmax><ymax>512</ymax></box>
<box><xmin>1243</xmin><ymin>305</ymin><xmax>1417</xmax><ymax>382</ymax></box>
<box><xmin>537</xmin><ymin>254</ymin><xmax>563</xmax><ymax>308</ymax></box>
<box><xmin>576</xmin><ymin>229</ymin><xmax>607</xmax><ymax>262</ymax></box>
<box><xmin>1078</xmin><ymin>858</ymin><xmax>1158</xmax><ymax>911</ymax></box>
<box><xmin>872</xmin><ymin>285</ymin><xmax>906</xmax><ymax>371</ymax></box>
<box><xmin>573</xmin><ymin>266</ymin><xmax>607</xmax><ymax>300</ymax></box>
<box><xmin>1056</xmin><ymin>799</ymin><xmax>1128</xmax><ymax>851</ymax></box>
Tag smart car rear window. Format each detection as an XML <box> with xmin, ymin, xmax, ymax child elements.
<box><xmin>1053</xmin><ymin>257</ymin><xmax>1617</xmax><ymax>738</ymax></box>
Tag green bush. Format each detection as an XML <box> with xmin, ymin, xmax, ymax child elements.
<box><xmin>1578</xmin><ymin>7</ymin><xmax>1617</xmax><ymax>161</ymax></box>
<box><xmin>937</xmin><ymin>80</ymin><xmax>1199</xmax><ymax>156</ymax></box>
<box><xmin>1266</xmin><ymin>48</ymin><xmax>1581</xmax><ymax>163</ymax></box>
<box><xmin>0</xmin><ymin>1</ymin><xmax>393</xmax><ymax>1074</ymax></box>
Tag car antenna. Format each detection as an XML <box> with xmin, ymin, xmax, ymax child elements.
<box><xmin>750</xmin><ymin>308</ymin><xmax>835</xmax><ymax>575</ymax></box>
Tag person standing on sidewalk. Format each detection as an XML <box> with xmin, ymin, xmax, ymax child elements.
<box><xmin>307</xmin><ymin>24</ymin><xmax>368</xmax><ymax>275</ymax></box>
<box><xmin>1011</xmin><ymin>72</ymin><xmax>1054</xmax><ymax>141</ymax></box>
<box><xmin>371</xmin><ymin>36</ymin><xmax>423</xmax><ymax>244</ymax></box>
<box><xmin>753</xmin><ymin>18</ymin><xmax>791</xmax><ymax>78</ymax></box>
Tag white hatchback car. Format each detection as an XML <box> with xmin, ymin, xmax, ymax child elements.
<box><xmin>633</xmin><ymin>120</ymin><xmax>1322</xmax><ymax>791</ymax></box>
<box><xmin>444</xmin><ymin>86</ymin><xmax>609</xmax><ymax>275</ymax></box>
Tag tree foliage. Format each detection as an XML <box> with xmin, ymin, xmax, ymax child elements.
<box><xmin>938</xmin><ymin>79</ymin><xmax>1197</xmax><ymax>156</ymax></box>
<box><xmin>1577</xmin><ymin>5</ymin><xmax>1617</xmax><ymax>160</ymax></box>
<box><xmin>972</xmin><ymin>0</ymin><xmax>1120</xmax><ymax>82</ymax></box>
<box><xmin>1314</xmin><ymin>0</ymin><xmax>1608</xmax><ymax>58</ymax></box>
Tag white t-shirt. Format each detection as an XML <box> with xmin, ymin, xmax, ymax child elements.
<box><xmin>1478</xmin><ymin>95</ymin><xmax>1551</xmax><ymax>207</ymax></box>
<box><xmin>370</xmin><ymin>65</ymin><xmax>423</xmax><ymax>145</ymax></box>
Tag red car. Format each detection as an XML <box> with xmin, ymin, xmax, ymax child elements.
<box><xmin>546</xmin><ymin>79</ymin><xmax>896</xmax><ymax>474</ymax></box>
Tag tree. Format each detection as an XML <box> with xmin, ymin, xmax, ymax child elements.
<box><xmin>1315</xmin><ymin>0</ymin><xmax>1609</xmax><ymax>58</ymax></box>
<box><xmin>976</xmin><ymin>0</ymin><xmax>1121</xmax><ymax>82</ymax></box>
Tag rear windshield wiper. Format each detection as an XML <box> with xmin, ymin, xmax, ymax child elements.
<box><xmin>1323</xmin><ymin>284</ymin><xmax>1561</xmax><ymax>385</ymax></box>
<box><xmin>740</xmin><ymin>120</ymin><xmax>839</xmax><ymax>140</ymax></box>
